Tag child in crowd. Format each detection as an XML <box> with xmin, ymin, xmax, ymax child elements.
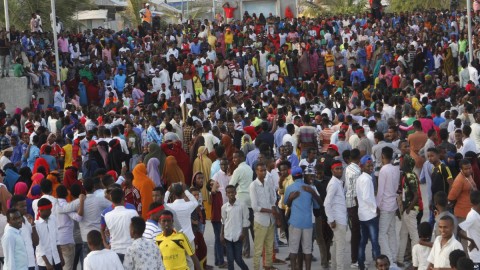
<box><xmin>412</xmin><ymin>222</ymin><xmax>433</xmax><ymax>270</ymax></box>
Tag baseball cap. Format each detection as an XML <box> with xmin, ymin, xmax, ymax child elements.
<box><xmin>327</xmin><ymin>144</ymin><xmax>339</xmax><ymax>154</ymax></box>
<box><xmin>360</xmin><ymin>155</ymin><xmax>373</xmax><ymax>166</ymax></box>
<box><xmin>291</xmin><ymin>166</ymin><xmax>303</xmax><ymax>177</ymax></box>
<box><xmin>304</xmin><ymin>168</ymin><xmax>316</xmax><ymax>175</ymax></box>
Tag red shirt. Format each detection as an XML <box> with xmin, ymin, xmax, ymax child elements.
<box><xmin>210</xmin><ymin>191</ymin><xmax>223</xmax><ymax>222</ymax></box>
<box><xmin>223</xmin><ymin>7</ymin><xmax>235</xmax><ymax>18</ymax></box>
<box><xmin>392</xmin><ymin>75</ymin><xmax>400</xmax><ymax>89</ymax></box>
<box><xmin>40</xmin><ymin>143</ymin><xmax>63</xmax><ymax>158</ymax></box>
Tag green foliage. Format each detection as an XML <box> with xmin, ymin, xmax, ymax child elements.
<box><xmin>300</xmin><ymin>0</ymin><xmax>368</xmax><ymax>17</ymax></box>
<box><xmin>387</xmin><ymin>0</ymin><xmax>450</xmax><ymax>11</ymax></box>
<box><xmin>0</xmin><ymin>0</ymin><xmax>93</xmax><ymax>31</ymax></box>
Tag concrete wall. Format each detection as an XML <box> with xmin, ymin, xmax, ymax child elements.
<box><xmin>0</xmin><ymin>77</ymin><xmax>53</xmax><ymax>114</ymax></box>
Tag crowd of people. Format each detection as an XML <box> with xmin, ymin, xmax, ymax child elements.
<box><xmin>1</xmin><ymin>1</ymin><xmax>480</xmax><ymax>270</ymax></box>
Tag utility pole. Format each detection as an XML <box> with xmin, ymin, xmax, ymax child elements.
<box><xmin>50</xmin><ymin>0</ymin><xmax>61</xmax><ymax>84</ymax></box>
<box><xmin>467</xmin><ymin>0</ymin><xmax>473</xmax><ymax>63</ymax></box>
<box><xmin>4</xmin><ymin>0</ymin><xmax>10</xmax><ymax>38</ymax></box>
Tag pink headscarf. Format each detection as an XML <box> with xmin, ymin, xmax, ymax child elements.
<box><xmin>14</xmin><ymin>182</ymin><xmax>28</xmax><ymax>196</ymax></box>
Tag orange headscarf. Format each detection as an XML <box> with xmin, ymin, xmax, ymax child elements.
<box><xmin>161</xmin><ymin>156</ymin><xmax>185</xmax><ymax>187</ymax></box>
<box><xmin>46</xmin><ymin>171</ymin><xmax>61</xmax><ymax>197</ymax></box>
<box><xmin>132</xmin><ymin>163</ymin><xmax>155</xmax><ymax>219</ymax></box>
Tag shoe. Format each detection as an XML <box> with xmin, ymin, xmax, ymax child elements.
<box><xmin>205</xmin><ymin>265</ymin><xmax>214</xmax><ymax>270</ymax></box>
<box><xmin>278</xmin><ymin>240</ymin><xmax>288</xmax><ymax>247</ymax></box>
<box><xmin>218</xmin><ymin>263</ymin><xmax>228</xmax><ymax>269</ymax></box>
<box><xmin>351</xmin><ymin>262</ymin><xmax>359</xmax><ymax>268</ymax></box>
<box><xmin>273</xmin><ymin>258</ymin><xmax>286</xmax><ymax>265</ymax></box>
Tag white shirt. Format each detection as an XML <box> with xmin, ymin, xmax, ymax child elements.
<box><xmin>18</xmin><ymin>216</ymin><xmax>36</xmax><ymax>267</ymax></box>
<box><xmin>471</xmin><ymin>123</ymin><xmax>480</xmax><ymax>151</ymax></box>
<box><xmin>459</xmin><ymin>208</ymin><xmax>480</xmax><ymax>262</ymax></box>
<box><xmin>427</xmin><ymin>236</ymin><xmax>463</xmax><ymax>268</ymax></box>
<box><xmin>213</xmin><ymin>170</ymin><xmax>232</xmax><ymax>205</ymax></box>
<box><xmin>57</xmin><ymin>194</ymin><xmax>111</xmax><ymax>242</ymax></box>
<box><xmin>113</xmin><ymin>136</ymin><xmax>130</xmax><ymax>155</ymax></box>
<box><xmin>249</xmin><ymin>177</ymin><xmax>277</xmax><ymax>227</ymax></box>
<box><xmin>84</xmin><ymin>248</ymin><xmax>124</xmax><ymax>270</ymax></box>
<box><xmin>324</xmin><ymin>176</ymin><xmax>348</xmax><ymax>225</ymax></box>
<box><xmin>33</xmin><ymin>194</ymin><xmax>58</xmax><ymax>219</ymax></box>
<box><xmin>164</xmin><ymin>190</ymin><xmax>198</xmax><ymax>242</ymax></box>
<box><xmin>376</xmin><ymin>164</ymin><xmax>400</xmax><ymax>212</ymax></box>
<box><xmin>221</xmin><ymin>200</ymin><xmax>250</xmax><ymax>242</ymax></box>
<box><xmin>56</xmin><ymin>198</ymin><xmax>82</xmax><ymax>245</ymax></box>
<box><xmin>143</xmin><ymin>220</ymin><xmax>161</xmax><ymax>240</ymax></box>
<box><xmin>461</xmin><ymin>137</ymin><xmax>478</xmax><ymax>156</ymax></box>
<box><xmin>412</xmin><ymin>244</ymin><xmax>431</xmax><ymax>270</ymax></box>
<box><xmin>2</xmin><ymin>224</ymin><xmax>28</xmax><ymax>270</ymax></box>
<box><xmin>267</xmin><ymin>64</ymin><xmax>279</xmax><ymax>81</ymax></box>
<box><xmin>202</xmin><ymin>132</ymin><xmax>218</xmax><ymax>153</ymax></box>
<box><xmin>356</xmin><ymin>172</ymin><xmax>377</xmax><ymax>221</ymax></box>
<box><xmin>35</xmin><ymin>215</ymin><xmax>62</xmax><ymax>267</ymax></box>
<box><xmin>105</xmin><ymin>206</ymin><xmax>138</xmax><ymax>254</ymax></box>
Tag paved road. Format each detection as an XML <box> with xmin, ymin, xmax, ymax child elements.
<box><xmin>203</xmin><ymin>183</ymin><xmax>431</xmax><ymax>269</ymax></box>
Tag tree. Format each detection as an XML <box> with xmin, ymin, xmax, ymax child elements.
<box><xmin>388</xmin><ymin>0</ymin><xmax>450</xmax><ymax>11</ymax></box>
<box><xmin>0</xmin><ymin>0</ymin><xmax>93</xmax><ymax>31</ymax></box>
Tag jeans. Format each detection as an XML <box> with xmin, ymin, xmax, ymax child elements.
<box><xmin>0</xmin><ymin>55</ymin><xmax>9</xmax><ymax>75</ymax></box>
<box><xmin>397</xmin><ymin>210</ymin><xmax>419</xmax><ymax>263</ymax></box>
<box><xmin>379</xmin><ymin>210</ymin><xmax>397</xmax><ymax>264</ymax></box>
<box><xmin>347</xmin><ymin>206</ymin><xmax>361</xmax><ymax>263</ymax></box>
<box><xmin>82</xmin><ymin>242</ymin><xmax>91</xmax><ymax>258</ymax></box>
<box><xmin>73</xmin><ymin>243</ymin><xmax>83</xmax><ymax>270</ymax></box>
<box><xmin>358</xmin><ymin>217</ymin><xmax>380</xmax><ymax>270</ymax></box>
<box><xmin>212</xmin><ymin>221</ymin><xmax>225</xmax><ymax>265</ymax></box>
<box><xmin>226</xmin><ymin>240</ymin><xmax>249</xmax><ymax>270</ymax></box>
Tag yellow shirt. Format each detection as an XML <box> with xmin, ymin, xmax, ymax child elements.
<box><xmin>252</xmin><ymin>57</ymin><xmax>259</xmax><ymax>73</ymax></box>
<box><xmin>224</xmin><ymin>32</ymin><xmax>233</xmax><ymax>45</ymax></box>
<box><xmin>208</xmin><ymin>34</ymin><xmax>217</xmax><ymax>49</ymax></box>
<box><xmin>62</xmin><ymin>144</ymin><xmax>80</xmax><ymax>169</ymax></box>
<box><xmin>325</xmin><ymin>53</ymin><xmax>334</xmax><ymax>67</ymax></box>
<box><xmin>156</xmin><ymin>231</ymin><xmax>194</xmax><ymax>270</ymax></box>
<box><xmin>280</xmin><ymin>60</ymin><xmax>288</xmax><ymax>76</ymax></box>
<box><xmin>278</xmin><ymin>175</ymin><xmax>294</xmax><ymax>209</ymax></box>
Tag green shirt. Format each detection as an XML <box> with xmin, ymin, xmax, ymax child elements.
<box><xmin>459</xmin><ymin>40</ymin><xmax>467</xmax><ymax>53</ymax></box>
<box><xmin>13</xmin><ymin>63</ymin><xmax>24</xmax><ymax>77</ymax></box>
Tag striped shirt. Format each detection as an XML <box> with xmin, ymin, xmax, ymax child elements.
<box><xmin>345</xmin><ymin>163</ymin><xmax>362</xmax><ymax>208</ymax></box>
<box><xmin>143</xmin><ymin>219</ymin><xmax>161</xmax><ymax>240</ymax></box>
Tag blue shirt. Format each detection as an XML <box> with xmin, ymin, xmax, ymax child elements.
<box><xmin>146</xmin><ymin>126</ymin><xmax>163</xmax><ymax>144</ymax></box>
<box><xmin>284</xmin><ymin>179</ymin><xmax>319</xmax><ymax>229</ymax></box>
<box><xmin>433</xmin><ymin>116</ymin><xmax>446</xmax><ymax>127</ymax></box>
<box><xmin>274</xmin><ymin>127</ymin><xmax>288</xmax><ymax>149</ymax></box>
<box><xmin>2</xmin><ymin>225</ymin><xmax>28</xmax><ymax>270</ymax></box>
<box><xmin>190</xmin><ymin>43</ymin><xmax>201</xmax><ymax>55</ymax></box>
<box><xmin>287</xmin><ymin>155</ymin><xmax>299</xmax><ymax>168</ymax></box>
<box><xmin>11</xmin><ymin>143</ymin><xmax>24</xmax><ymax>168</ymax></box>
<box><xmin>26</xmin><ymin>145</ymin><xmax>40</xmax><ymax>170</ymax></box>
<box><xmin>114</xmin><ymin>74</ymin><xmax>127</xmax><ymax>93</ymax></box>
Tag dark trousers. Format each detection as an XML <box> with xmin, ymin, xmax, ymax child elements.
<box><xmin>39</xmin><ymin>264</ymin><xmax>62</xmax><ymax>270</ymax></box>
<box><xmin>226</xmin><ymin>240</ymin><xmax>249</xmax><ymax>270</ymax></box>
<box><xmin>358</xmin><ymin>217</ymin><xmax>380</xmax><ymax>270</ymax></box>
<box><xmin>348</xmin><ymin>206</ymin><xmax>361</xmax><ymax>263</ymax></box>
<box><xmin>242</xmin><ymin>208</ymin><xmax>255</xmax><ymax>255</ymax></box>
<box><xmin>73</xmin><ymin>243</ymin><xmax>83</xmax><ymax>270</ymax></box>
<box><xmin>212</xmin><ymin>221</ymin><xmax>225</xmax><ymax>265</ymax></box>
<box><xmin>280</xmin><ymin>208</ymin><xmax>289</xmax><ymax>241</ymax></box>
<box><xmin>117</xmin><ymin>253</ymin><xmax>125</xmax><ymax>263</ymax></box>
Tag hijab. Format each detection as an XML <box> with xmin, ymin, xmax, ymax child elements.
<box><xmin>144</xmin><ymin>143</ymin><xmax>166</xmax><ymax>176</ymax></box>
<box><xmin>147</xmin><ymin>158</ymin><xmax>162</xmax><ymax>187</ymax></box>
<box><xmin>192</xmin><ymin>146</ymin><xmax>212</xmax><ymax>200</ymax></box>
<box><xmin>161</xmin><ymin>156</ymin><xmax>185</xmax><ymax>187</ymax></box>
<box><xmin>107</xmin><ymin>139</ymin><xmax>127</xmax><ymax>175</ymax></box>
<box><xmin>63</xmin><ymin>167</ymin><xmax>82</xmax><ymax>190</ymax></box>
<box><xmin>465</xmin><ymin>151</ymin><xmax>480</xmax><ymax>188</ymax></box>
<box><xmin>132</xmin><ymin>163</ymin><xmax>155</xmax><ymax>220</ymax></box>
<box><xmin>27</xmin><ymin>173</ymin><xmax>45</xmax><ymax>199</ymax></box>
<box><xmin>46</xmin><ymin>171</ymin><xmax>61</xmax><ymax>197</ymax></box>
<box><xmin>190</xmin><ymin>135</ymin><xmax>205</xmax><ymax>166</ymax></box>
